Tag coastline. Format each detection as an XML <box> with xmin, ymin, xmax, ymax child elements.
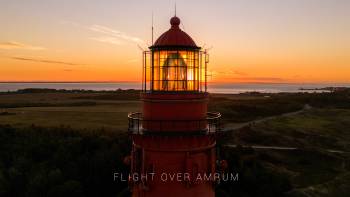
<box><xmin>1</xmin><ymin>82</ymin><xmax>349</xmax><ymax>94</ymax></box>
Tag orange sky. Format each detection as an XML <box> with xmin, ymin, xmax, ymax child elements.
<box><xmin>0</xmin><ymin>0</ymin><xmax>349</xmax><ymax>83</ymax></box>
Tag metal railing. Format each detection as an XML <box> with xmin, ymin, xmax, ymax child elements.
<box><xmin>128</xmin><ymin>112</ymin><xmax>221</xmax><ymax>135</ymax></box>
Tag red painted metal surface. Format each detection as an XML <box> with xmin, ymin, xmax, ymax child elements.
<box><xmin>151</xmin><ymin>17</ymin><xmax>199</xmax><ymax>48</ymax></box>
<box><xmin>142</xmin><ymin>93</ymin><xmax>208</xmax><ymax>132</ymax></box>
<box><xmin>131</xmin><ymin>135</ymin><xmax>216</xmax><ymax>197</ymax></box>
<box><xmin>129</xmin><ymin>93</ymin><xmax>217</xmax><ymax>196</ymax></box>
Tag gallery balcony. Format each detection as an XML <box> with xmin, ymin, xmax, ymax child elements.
<box><xmin>128</xmin><ymin>112</ymin><xmax>221</xmax><ymax>135</ymax></box>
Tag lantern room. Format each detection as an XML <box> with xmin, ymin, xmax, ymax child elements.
<box><xmin>143</xmin><ymin>16</ymin><xmax>209</xmax><ymax>92</ymax></box>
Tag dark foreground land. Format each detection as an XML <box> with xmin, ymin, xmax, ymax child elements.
<box><xmin>0</xmin><ymin>88</ymin><xmax>350</xmax><ymax>197</ymax></box>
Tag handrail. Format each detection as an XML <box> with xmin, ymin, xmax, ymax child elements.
<box><xmin>128</xmin><ymin>112</ymin><xmax>221</xmax><ymax>135</ymax></box>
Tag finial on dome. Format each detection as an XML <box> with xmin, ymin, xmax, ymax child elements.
<box><xmin>170</xmin><ymin>16</ymin><xmax>180</xmax><ymax>28</ymax></box>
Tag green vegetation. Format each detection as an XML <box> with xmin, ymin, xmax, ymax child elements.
<box><xmin>209</xmin><ymin>89</ymin><xmax>350</xmax><ymax>123</ymax></box>
<box><xmin>0</xmin><ymin>89</ymin><xmax>140</xmax><ymax>131</ymax></box>
<box><xmin>209</xmin><ymin>94</ymin><xmax>304</xmax><ymax>122</ymax></box>
<box><xmin>218</xmin><ymin>103</ymin><xmax>350</xmax><ymax>196</ymax></box>
<box><xmin>1</xmin><ymin>88</ymin><xmax>350</xmax><ymax>196</ymax></box>
<box><xmin>217</xmin><ymin>147</ymin><xmax>293</xmax><ymax>197</ymax></box>
<box><xmin>0</xmin><ymin>125</ymin><xmax>130</xmax><ymax>197</ymax></box>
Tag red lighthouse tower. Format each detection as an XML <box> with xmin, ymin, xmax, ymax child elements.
<box><xmin>128</xmin><ymin>15</ymin><xmax>221</xmax><ymax>197</ymax></box>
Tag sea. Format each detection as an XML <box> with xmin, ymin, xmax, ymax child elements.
<box><xmin>0</xmin><ymin>82</ymin><xmax>349</xmax><ymax>94</ymax></box>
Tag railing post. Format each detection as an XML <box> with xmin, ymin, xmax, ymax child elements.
<box><xmin>159</xmin><ymin>120</ymin><xmax>162</xmax><ymax>132</ymax></box>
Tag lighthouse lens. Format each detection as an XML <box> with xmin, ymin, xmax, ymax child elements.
<box><xmin>151</xmin><ymin>50</ymin><xmax>200</xmax><ymax>92</ymax></box>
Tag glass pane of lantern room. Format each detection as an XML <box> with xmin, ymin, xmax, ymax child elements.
<box><xmin>158</xmin><ymin>50</ymin><xmax>167</xmax><ymax>91</ymax></box>
<box><xmin>186</xmin><ymin>51</ymin><xmax>193</xmax><ymax>91</ymax></box>
<box><xmin>179</xmin><ymin>51</ymin><xmax>187</xmax><ymax>60</ymax></box>
<box><xmin>153</xmin><ymin>51</ymin><xmax>160</xmax><ymax>90</ymax></box>
<box><xmin>179</xmin><ymin>50</ymin><xmax>188</xmax><ymax>91</ymax></box>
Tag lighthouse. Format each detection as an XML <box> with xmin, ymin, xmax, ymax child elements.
<box><xmin>127</xmin><ymin>15</ymin><xmax>221</xmax><ymax>197</ymax></box>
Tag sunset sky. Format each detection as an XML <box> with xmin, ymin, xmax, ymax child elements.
<box><xmin>0</xmin><ymin>0</ymin><xmax>349</xmax><ymax>83</ymax></box>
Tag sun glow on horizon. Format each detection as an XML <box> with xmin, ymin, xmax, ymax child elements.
<box><xmin>0</xmin><ymin>0</ymin><xmax>349</xmax><ymax>84</ymax></box>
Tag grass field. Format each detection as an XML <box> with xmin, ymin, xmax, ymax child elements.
<box><xmin>0</xmin><ymin>92</ymin><xmax>140</xmax><ymax>131</ymax></box>
<box><xmin>231</xmin><ymin>108</ymin><xmax>350</xmax><ymax>150</ymax></box>
<box><xmin>220</xmin><ymin>107</ymin><xmax>350</xmax><ymax>196</ymax></box>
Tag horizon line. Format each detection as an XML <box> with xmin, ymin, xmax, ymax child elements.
<box><xmin>1</xmin><ymin>81</ymin><xmax>350</xmax><ymax>85</ymax></box>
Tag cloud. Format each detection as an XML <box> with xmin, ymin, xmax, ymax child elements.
<box><xmin>89</xmin><ymin>25</ymin><xmax>144</xmax><ymax>45</ymax></box>
<box><xmin>0</xmin><ymin>41</ymin><xmax>45</xmax><ymax>50</ymax></box>
<box><xmin>10</xmin><ymin>56</ymin><xmax>82</xmax><ymax>66</ymax></box>
<box><xmin>242</xmin><ymin>77</ymin><xmax>285</xmax><ymax>82</ymax></box>
<box><xmin>62</xmin><ymin>21</ymin><xmax>145</xmax><ymax>46</ymax></box>
<box><xmin>231</xmin><ymin>70</ymin><xmax>247</xmax><ymax>76</ymax></box>
<box><xmin>210</xmin><ymin>69</ymin><xmax>286</xmax><ymax>82</ymax></box>
<box><xmin>220</xmin><ymin>70</ymin><xmax>247</xmax><ymax>76</ymax></box>
<box><xmin>211</xmin><ymin>69</ymin><xmax>247</xmax><ymax>77</ymax></box>
<box><xmin>89</xmin><ymin>37</ymin><xmax>123</xmax><ymax>45</ymax></box>
<box><xmin>222</xmin><ymin>77</ymin><xmax>287</xmax><ymax>82</ymax></box>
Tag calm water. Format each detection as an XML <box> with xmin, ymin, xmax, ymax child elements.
<box><xmin>0</xmin><ymin>82</ymin><xmax>349</xmax><ymax>94</ymax></box>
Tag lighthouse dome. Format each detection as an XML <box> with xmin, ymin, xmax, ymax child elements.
<box><xmin>150</xmin><ymin>16</ymin><xmax>200</xmax><ymax>49</ymax></box>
